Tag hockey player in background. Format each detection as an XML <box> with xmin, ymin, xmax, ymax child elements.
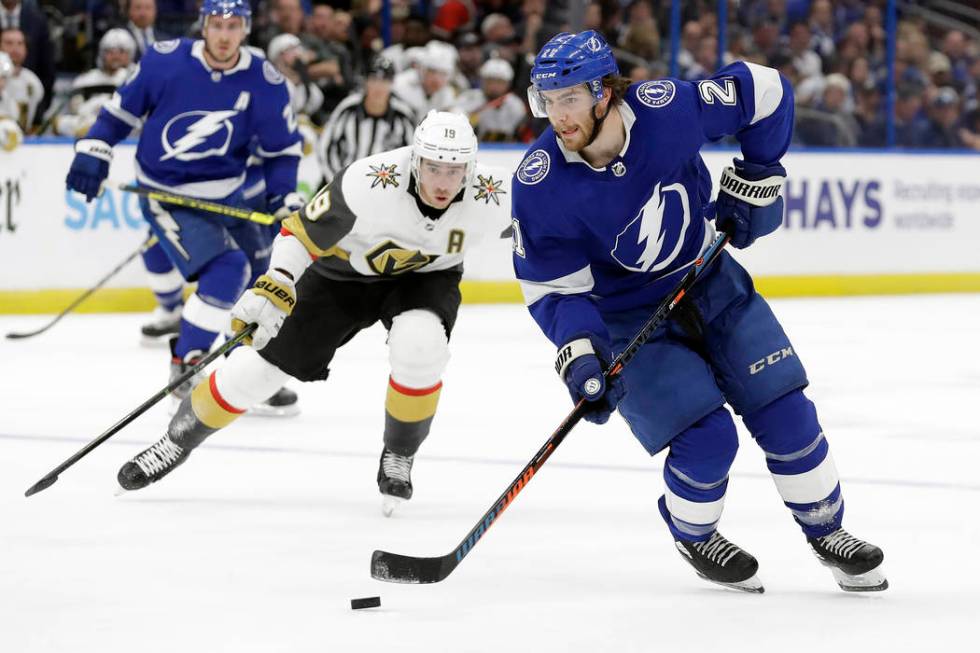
<box><xmin>451</xmin><ymin>58</ymin><xmax>528</xmax><ymax>142</ymax></box>
<box><xmin>65</xmin><ymin>0</ymin><xmax>303</xmax><ymax>412</ymax></box>
<box><xmin>116</xmin><ymin>111</ymin><xmax>512</xmax><ymax>516</ymax></box>
<box><xmin>0</xmin><ymin>51</ymin><xmax>23</xmax><ymax>151</ymax></box>
<box><xmin>512</xmin><ymin>31</ymin><xmax>887</xmax><ymax>593</ymax></box>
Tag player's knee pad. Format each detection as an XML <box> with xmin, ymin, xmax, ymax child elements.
<box><xmin>195</xmin><ymin>346</ymin><xmax>290</xmax><ymax>424</ymax></box>
<box><xmin>387</xmin><ymin>309</ymin><xmax>449</xmax><ymax>389</ymax></box>
<box><xmin>196</xmin><ymin>248</ymin><xmax>251</xmax><ymax>307</ymax></box>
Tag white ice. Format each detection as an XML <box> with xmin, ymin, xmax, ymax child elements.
<box><xmin>2</xmin><ymin>295</ymin><xmax>978</xmax><ymax>652</ymax></box>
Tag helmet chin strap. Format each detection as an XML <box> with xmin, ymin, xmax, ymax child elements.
<box><xmin>584</xmin><ymin>100</ymin><xmax>609</xmax><ymax>147</ymax></box>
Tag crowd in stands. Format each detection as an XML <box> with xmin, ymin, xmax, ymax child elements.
<box><xmin>1</xmin><ymin>0</ymin><xmax>979</xmax><ymax>152</ymax></box>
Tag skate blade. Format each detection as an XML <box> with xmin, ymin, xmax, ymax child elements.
<box><xmin>830</xmin><ymin>565</ymin><xmax>888</xmax><ymax>592</ymax></box>
<box><xmin>244</xmin><ymin>403</ymin><xmax>300</xmax><ymax>418</ymax></box>
<box><xmin>697</xmin><ymin>572</ymin><xmax>765</xmax><ymax>594</ymax></box>
<box><xmin>381</xmin><ymin>495</ymin><xmax>404</xmax><ymax>518</ymax></box>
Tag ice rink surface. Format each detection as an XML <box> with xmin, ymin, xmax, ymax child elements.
<box><xmin>2</xmin><ymin>295</ymin><xmax>978</xmax><ymax>653</ymax></box>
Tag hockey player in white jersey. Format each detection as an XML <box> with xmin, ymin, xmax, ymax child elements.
<box><xmin>55</xmin><ymin>29</ymin><xmax>137</xmax><ymax>138</ymax></box>
<box><xmin>452</xmin><ymin>58</ymin><xmax>528</xmax><ymax>142</ymax></box>
<box><xmin>116</xmin><ymin>111</ymin><xmax>512</xmax><ymax>516</ymax></box>
<box><xmin>0</xmin><ymin>51</ymin><xmax>22</xmax><ymax>151</ymax></box>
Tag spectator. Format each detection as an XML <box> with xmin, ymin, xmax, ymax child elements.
<box><xmin>455</xmin><ymin>31</ymin><xmax>484</xmax><ymax>90</ymax></box>
<box><xmin>676</xmin><ymin>20</ymin><xmax>702</xmax><ymax>77</ymax></box>
<box><xmin>854</xmin><ymin>83</ymin><xmax>885</xmax><ymax>147</ymax></box>
<box><xmin>787</xmin><ymin>21</ymin><xmax>821</xmax><ymax>82</ymax></box>
<box><xmin>381</xmin><ymin>14</ymin><xmax>431</xmax><ymax>73</ymax></box>
<box><xmin>432</xmin><ymin>0</ymin><xmax>476</xmax><ymax>40</ymax></box>
<box><xmin>0</xmin><ymin>0</ymin><xmax>54</xmax><ymax>109</ymax></box>
<box><xmin>54</xmin><ymin>28</ymin><xmax>136</xmax><ymax>138</ymax></box>
<box><xmin>126</xmin><ymin>0</ymin><xmax>169</xmax><ymax>62</ymax></box>
<box><xmin>916</xmin><ymin>86</ymin><xmax>963</xmax><ymax>149</ymax></box>
<box><xmin>894</xmin><ymin>82</ymin><xmax>927</xmax><ymax>148</ymax></box>
<box><xmin>797</xmin><ymin>73</ymin><xmax>857</xmax><ymax>146</ymax></box>
<box><xmin>940</xmin><ymin>30</ymin><xmax>971</xmax><ymax>87</ymax></box>
<box><xmin>305</xmin><ymin>4</ymin><xmax>354</xmax><ymax>117</ymax></box>
<box><xmin>317</xmin><ymin>55</ymin><xmax>415</xmax><ymax>183</ymax></box>
<box><xmin>452</xmin><ymin>57</ymin><xmax>526</xmax><ymax>142</ymax></box>
<box><xmin>393</xmin><ymin>39</ymin><xmax>458</xmax><ymax>120</ymax></box>
<box><xmin>267</xmin><ymin>33</ymin><xmax>324</xmax><ymax>118</ymax></box>
<box><xmin>0</xmin><ymin>49</ymin><xmax>23</xmax><ymax>150</ymax></box>
<box><xmin>0</xmin><ymin>27</ymin><xmax>41</xmax><ymax>129</ymax></box>
<box><xmin>957</xmin><ymin>108</ymin><xmax>980</xmax><ymax>151</ymax></box>
<box><xmin>255</xmin><ymin>0</ymin><xmax>305</xmax><ymax>51</ymax></box>
<box><xmin>807</xmin><ymin>0</ymin><xmax>836</xmax><ymax>61</ymax></box>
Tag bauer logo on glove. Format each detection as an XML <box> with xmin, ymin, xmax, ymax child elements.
<box><xmin>254</xmin><ymin>277</ymin><xmax>297</xmax><ymax>311</ymax></box>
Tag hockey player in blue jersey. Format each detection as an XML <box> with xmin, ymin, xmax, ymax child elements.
<box><xmin>65</xmin><ymin>0</ymin><xmax>302</xmax><ymax>411</ymax></box>
<box><xmin>512</xmin><ymin>31</ymin><xmax>886</xmax><ymax>593</ymax></box>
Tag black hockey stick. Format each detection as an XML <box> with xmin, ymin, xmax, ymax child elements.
<box><xmin>24</xmin><ymin>324</ymin><xmax>257</xmax><ymax>497</ymax></box>
<box><xmin>6</xmin><ymin>236</ymin><xmax>158</xmax><ymax>340</ymax></box>
<box><xmin>371</xmin><ymin>233</ymin><xmax>732</xmax><ymax>584</ymax></box>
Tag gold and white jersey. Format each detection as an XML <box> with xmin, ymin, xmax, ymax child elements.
<box><xmin>283</xmin><ymin>145</ymin><xmax>511</xmax><ymax>281</ymax></box>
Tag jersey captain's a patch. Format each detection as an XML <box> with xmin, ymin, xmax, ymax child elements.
<box><xmin>472</xmin><ymin>174</ymin><xmax>507</xmax><ymax>205</ymax></box>
<box><xmin>366</xmin><ymin>163</ymin><xmax>401</xmax><ymax>189</ymax></box>
<box><xmin>516</xmin><ymin>149</ymin><xmax>550</xmax><ymax>185</ymax></box>
<box><xmin>366</xmin><ymin>240</ymin><xmax>438</xmax><ymax>275</ymax></box>
<box><xmin>636</xmin><ymin>80</ymin><xmax>676</xmax><ymax>108</ymax></box>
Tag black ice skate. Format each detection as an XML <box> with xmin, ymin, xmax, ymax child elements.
<box><xmin>117</xmin><ymin>434</ymin><xmax>190</xmax><ymax>492</ymax></box>
<box><xmin>140</xmin><ymin>306</ymin><xmax>182</xmax><ymax>347</ymax></box>
<box><xmin>674</xmin><ymin>531</ymin><xmax>764</xmax><ymax>593</ymax></box>
<box><xmin>807</xmin><ymin>528</ymin><xmax>888</xmax><ymax>592</ymax></box>
<box><xmin>377</xmin><ymin>448</ymin><xmax>414</xmax><ymax>517</ymax></box>
<box><xmin>246</xmin><ymin>386</ymin><xmax>300</xmax><ymax>418</ymax></box>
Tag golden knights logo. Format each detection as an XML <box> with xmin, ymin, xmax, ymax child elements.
<box><xmin>472</xmin><ymin>174</ymin><xmax>506</xmax><ymax>205</ymax></box>
<box><xmin>366</xmin><ymin>163</ymin><xmax>401</xmax><ymax>189</ymax></box>
<box><xmin>366</xmin><ymin>240</ymin><xmax>439</xmax><ymax>275</ymax></box>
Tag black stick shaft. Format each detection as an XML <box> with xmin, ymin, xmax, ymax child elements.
<box><xmin>24</xmin><ymin>325</ymin><xmax>256</xmax><ymax>497</ymax></box>
<box><xmin>371</xmin><ymin>234</ymin><xmax>730</xmax><ymax>583</ymax></box>
<box><xmin>6</xmin><ymin>238</ymin><xmax>155</xmax><ymax>340</ymax></box>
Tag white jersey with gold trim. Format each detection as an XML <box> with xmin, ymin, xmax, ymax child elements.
<box><xmin>284</xmin><ymin>145</ymin><xmax>512</xmax><ymax>281</ymax></box>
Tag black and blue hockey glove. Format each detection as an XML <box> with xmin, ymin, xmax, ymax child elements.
<box><xmin>556</xmin><ymin>338</ymin><xmax>627</xmax><ymax>425</ymax></box>
<box><xmin>714</xmin><ymin>158</ymin><xmax>786</xmax><ymax>249</ymax></box>
<box><xmin>65</xmin><ymin>139</ymin><xmax>113</xmax><ymax>202</ymax></box>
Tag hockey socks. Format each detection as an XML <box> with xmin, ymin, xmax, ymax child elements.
<box><xmin>384</xmin><ymin>376</ymin><xmax>441</xmax><ymax>456</ymax></box>
<box><xmin>173</xmin><ymin>249</ymin><xmax>249</xmax><ymax>359</ymax></box>
<box><xmin>743</xmin><ymin>389</ymin><xmax>844</xmax><ymax>538</ymax></box>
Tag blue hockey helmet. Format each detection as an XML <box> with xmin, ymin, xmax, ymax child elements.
<box><xmin>528</xmin><ymin>30</ymin><xmax>619</xmax><ymax>117</ymax></box>
<box><xmin>200</xmin><ymin>0</ymin><xmax>252</xmax><ymax>34</ymax></box>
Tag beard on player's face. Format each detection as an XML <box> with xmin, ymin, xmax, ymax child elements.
<box><xmin>551</xmin><ymin>109</ymin><xmax>596</xmax><ymax>152</ymax></box>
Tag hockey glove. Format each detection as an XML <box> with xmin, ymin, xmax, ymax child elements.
<box><xmin>556</xmin><ymin>338</ymin><xmax>627</xmax><ymax>425</ymax></box>
<box><xmin>714</xmin><ymin>159</ymin><xmax>786</xmax><ymax>249</ymax></box>
<box><xmin>269</xmin><ymin>191</ymin><xmax>305</xmax><ymax>222</ymax></box>
<box><xmin>230</xmin><ymin>269</ymin><xmax>297</xmax><ymax>350</ymax></box>
<box><xmin>65</xmin><ymin>139</ymin><xmax>113</xmax><ymax>202</ymax></box>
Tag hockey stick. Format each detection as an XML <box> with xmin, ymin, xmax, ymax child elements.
<box><xmin>23</xmin><ymin>324</ymin><xmax>257</xmax><ymax>497</ymax></box>
<box><xmin>119</xmin><ymin>185</ymin><xmax>276</xmax><ymax>225</ymax></box>
<box><xmin>5</xmin><ymin>236</ymin><xmax>158</xmax><ymax>340</ymax></box>
<box><xmin>371</xmin><ymin>233</ymin><xmax>731</xmax><ymax>584</ymax></box>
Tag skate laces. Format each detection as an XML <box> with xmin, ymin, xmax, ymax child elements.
<box><xmin>693</xmin><ymin>532</ymin><xmax>741</xmax><ymax>567</ymax></box>
<box><xmin>817</xmin><ymin>529</ymin><xmax>867</xmax><ymax>559</ymax></box>
<box><xmin>381</xmin><ymin>451</ymin><xmax>413</xmax><ymax>482</ymax></box>
<box><xmin>134</xmin><ymin>435</ymin><xmax>184</xmax><ymax>477</ymax></box>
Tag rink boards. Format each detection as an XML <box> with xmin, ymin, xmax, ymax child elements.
<box><xmin>1</xmin><ymin>141</ymin><xmax>978</xmax><ymax>313</ymax></box>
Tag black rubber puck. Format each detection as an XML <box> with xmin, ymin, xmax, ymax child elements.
<box><xmin>351</xmin><ymin>596</ymin><xmax>381</xmax><ymax>610</ymax></box>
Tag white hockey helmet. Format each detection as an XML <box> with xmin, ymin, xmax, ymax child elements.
<box><xmin>99</xmin><ymin>28</ymin><xmax>137</xmax><ymax>60</ymax></box>
<box><xmin>479</xmin><ymin>58</ymin><xmax>514</xmax><ymax>82</ymax></box>
<box><xmin>421</xmin><ymin>40</ymin><xmax>458</xmax><ymax>74</ymax></box>
<box><xmin>267</xmin><ymin>33</ymin><xmax>302</xmax><ymax>64</ymax></box>
<box><xmin>411</xmin><ymin>110</ymin><xmax>478</xmax><ymax>191</ymax></box>
<box><xmin>0</xmin><ymin>51</ymin><xmax>13</xmax><ymax>79</ymax></box>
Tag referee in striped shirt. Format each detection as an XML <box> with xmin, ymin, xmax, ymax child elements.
<box><xmin>317</xmin><ymin>56</ymin><xmax>417</xmax><ymax>183</ymax></box>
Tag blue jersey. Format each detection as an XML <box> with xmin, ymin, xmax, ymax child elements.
<box><xmin>511</xmin><ymin>62</ymin><xmax>794</xmax><ymax>349</ymax></box>
<box><xmin>88</xmin><ymin>38</ymin><xmax>302</xmax><ymax>201</ymax></box>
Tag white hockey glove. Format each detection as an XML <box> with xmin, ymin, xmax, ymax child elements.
<box><xmin>230</xmin><ymin>269</ymin><xmax>297</xmax><ymax>350</ymax></box>
<box><xmin>270</xmin><ymin>191</ymin><xmax>305</xmax><ymax>222</ymax></box>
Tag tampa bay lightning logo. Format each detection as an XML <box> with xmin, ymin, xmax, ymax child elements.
<box><xmin>160</xmin><ymin>110</ymin><xmax>237</xmax><ymax>162</ymax></box>
<box><xmin>636</xmin><ymin>80</ymin><xmax>676</xmax><ymax>108</ymax></box>
<box><xmin>153</xmin><ymin>39</ymin><xmax>180</xmax><ymax>54</ymax></box>
<box><xmin>611</xmin><ymin>182</ymin><xmax>691</xmax><ymax>272</ymax></box>
<box><xmin>516</xmin><ymin>149</ymin><xmax>550</xmax><ymax>185</ymax></box>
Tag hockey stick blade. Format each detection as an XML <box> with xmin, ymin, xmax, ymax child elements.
<box><xmin>24</xmin><ymin>474</ymin><xmax>58</xmax><ymax>497</ymax></box>
<box><xmin>371</xmin><ymin>550</ymin><xmax>450</xmax><ymax>584</ymax></box>
<box><xmin>368</xmin><ymin>233</ymin><xmax>731</xmax><ymax>584</ymax></box>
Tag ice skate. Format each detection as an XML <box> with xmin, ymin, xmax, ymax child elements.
<box><xmin>140</xmin><ymin>306</ymin><xmax>182</xmax><ymax>347</ymax></box>
<box><xmin>245</xmin><ymin>386</ymin><xmax>300</xmax><ymax>418</ymax></box>
<box><xmin>117</xmin><ymin>434</ymin><xmax>190</xmax><ymax>492</ymax></box>
<box><xmin>378</xmin><ymin>448</ymin><xmax>414</xmax><ymax>517</ymax></box>
<box><xmin>808</xmin><ymin>528</ymin><xmax>888</xmax><ymax>592</ymax></box>
<box><xmin>674</xmin><ymin>531</ymin><xmax>764</xmax><ymax>593</ymax></box>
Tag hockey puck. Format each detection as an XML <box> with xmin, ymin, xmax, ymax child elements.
<box><xmin>350</xmin><ymin>596</ymin><xmax>381</xmax><ymax>610</ymax></box>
